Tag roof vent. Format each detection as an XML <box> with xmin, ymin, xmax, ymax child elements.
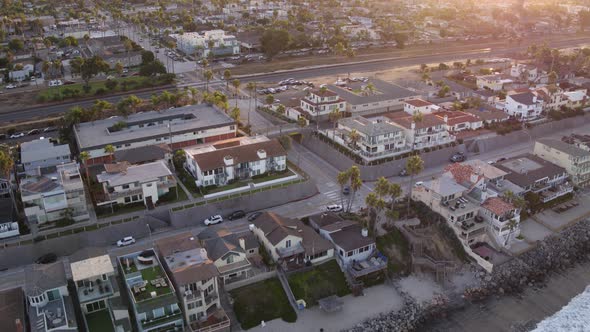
<box><xmin>224</xmin><ymin>155</ymin><xmax>234</xmax><ymax>166</ymax></box>
<box><xmin>257</xmin><ymin>149</ymin><xmax>267</xmax><ymax>159</ymax></box>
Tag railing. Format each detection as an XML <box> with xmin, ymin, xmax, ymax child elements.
<box><xmin>276</xmin><ymin>243</ymin><xmax>305</xmax><ymax>258</ymax></box>
<box><xmin>106</xmin><ymin>187</ymin><xmax>143</xmax><ymax>200</ymax></box>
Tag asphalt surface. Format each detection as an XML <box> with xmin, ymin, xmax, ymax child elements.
<box><xmin>2</xmin><ymin>36</ymin><xmax>590</xmax><ymax>124</ymax></box>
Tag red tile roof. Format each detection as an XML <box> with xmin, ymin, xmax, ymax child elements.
<box><xmin>443</xmin><ymin>163</ymin><xmax>481</xmax><ymax>185</ymax></box>
<box><xmin>405</xmin><ymin>99</ymin><xmax>433</xmax><ymax>107</ymax></box>
<box><xmin>385</xmin><ymin>113</ymin><xmax>445</xmax><ymax>129</ymax></box>
<box><xmin>433</xmin><ymin>111</ymin><xmax>480</xmax><ymax>126</ymax></box>
<box><xmin>481</xmin><ymin>197</ymin><xmax>515</xmax><ymax>216</ymax></box>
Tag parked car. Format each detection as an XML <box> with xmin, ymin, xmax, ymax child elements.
<box><xmin>414</xmin><ymin>181</ymin><xmax>424</xmax><ymax>187</ymax></box>
<box><xmin>43</xmin><ymin>126</ymin><xmax>58</xmax><ymax>133</ymax></box>
<box><xmin>326</xmin><ymin>204</ymin><xmax>343</xmax><ymax>212</ymax></box>
<box><xmin>227</xmin><ymin>210</ymin><xmax>246</xmax><ymax>221</ymax></box>
<box><xmin>496</xmin><ymin>157</ymin><xmax>507</xmax><ymax>163</ymax></box>
<box><xmin>9</xmin><ymin>132</ymin><xmax>24</xmax><ymax>139</ymax></box>
<box><xmin>5</xmin><ymin>84</ymin><xmax>16</xmax><ymax>89</ymax></box>
<box><xmin>117</xmin><ymin>236</ymin><xmax>136</xmax><ymax>247</ymax></box>
<box><xmin>399</xmin><ymin>169</ymin><xmax>408</xmax><ymax>177</ymax></box>
<box><xmin>342</xmin><ymin>186</ymin><xmax>350</xmax><ymax>195</ymax></box>
<box><xmin>35</xmin><ymin>253</ymin><xmax>57</xmax><ymax>264</ymax></box>
<box><xmin>247</xmin><ymin>211</ymin><xmax>263</xmax><ymax>221</ymax></box>
<box><xmin>450</xmin><ymin>152</ymin><xmax>466</xmax><ymax>163</ymax></box>
<box><xmin>204</xmin><ymin>215</ymin><xmax>223</xmax><ymax>226</ymax></box>
<box><xmin>27</xmin><ymin>129</ymin><xmax>40</xmax><ymax>136</ymax></box>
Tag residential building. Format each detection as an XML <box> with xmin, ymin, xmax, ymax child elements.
<box><xmin>155</xmin><ymin>233</ymin><xmax>230</xmax><ymax>332</ymax></box>
<box><xmin>171</xmin><ymin>30</ymin><xmax>240</xmax><ymax>58</ymax></box>
<box><xmin>299</xmin><ymin>88</ymin><xmax>347</xmax><ymax>119</ymax></box>
<box><xmin>71</xmin><ymin>255</ymin><xmax>131</xmax><ymax>332</ymax></box>
<box><xmin>384</xmin><ymin>112</ymin><xmax>455</xmax><ymax>150</ymax></box>
<box><xmin>532</xmin><ymin>87</ymin><xmax>568</xmax><ymax>112</ymax></box>
<box><xmin>20</xmin><ymin>162</ymin><xmax>89</xmax><ymax>225</ymax></box>
<box><xmin>199</xmin><ymin>229</ymin><xmax>259</xmax><ymax>285</ymax></box>
<box><xmin>9</xmin><ymin>64</ymin><xmax>34</xmax><ymax>81</ymax></box>
<box><xmin>503</xmin><ymin>92</ymin><xmax>543</xmax><ymax>121</ymax></box>
<box><xmin>21</xmin><ymin>138</ymin><xmax>72</xmax><ymax>176</ymax></box>
<box><xmin>563</xmin><ymin>89</ymin><xmax>588</xmax><ymax>108</ymax></box>
<box><xmin>333</xmin><ymin>115</ymin><xmax>407</xmax><ymax>160</ymax></box>
<box><xmin>464</xmin><ymin>107</ymin><xmax>510</xmax><ymax>125</ymax></box>
<box><xmin>113</xmin><ymin>144</ymin><xmax>172</xmax><ymax>165</ymax></box>
<box><xmin>0</xmin><ymin>174</ymin><xmax>9</xmax><ymax>197</ymax></box>
<box><xmin>432</xmin><ymin>111</ymin><xmax>483</xmax><ymax>133</ymax></box>
<box><xmin>0</xmin><ymin>287</ymin><xmax>26</xmax><ymax>332</ymax></box>
<box><xmin>328</xmin><ymin>79</ymin><xmax>421</xmax><ymax>115</ymax></box>
<box><xmin>117</xmin><ymin>250</ymin><xmax>184</xmax><ymax>332</ymax></box>
<box><xmin>494</xmin><ymin>154</ymin><xmax>573</xmax><ymax>203</ymax></box>
<box><xmin>476</xmin><ymin>74</ymin><xmax>513</xmax><ymax>91</ymax></box>
<box><xmin>403</xmin><ymin>99</ymin><xmax>440</xmax><ymax>115</ymax></box>
<box><xmin>250</xmin><ymin>212</ymin><xmax>334</xmax><ymax>269</ymax></box>
<box><xmin>480</xmin><ymin>197</ymin><xmax>521</xmax><ymax>247</ymax></box>
<box><xmin>509</xmin><ymin>64</ymin><xmax>540</xmax><ymax>82</ymax></box>
<box><xmin>534</xmin><ymin>138</ymin><xmax>590</xmax><ymax>187</ymax></box>
<box><xmin>309</xmin><ymin>213</ymin><xmax>386</xmax><ymax>278</ymax></box>
<box><xmin>184</xmin><ymin>136</ymin><xmax>287</xmax><ymax>187</ymax></box>
<box><xmin>96</xmin><ymin>161</ymin><xmax>176</xmax><ymax>208</ymax></box>
<box><xmin>25</xmin><ymin>262</ymin><xmax>78</xmax><ymax>332</ymax></box>
<box><xmin>0</xmin><ymin>198</ymin><xmax>18</xmax><ymax>239</ymax></box>
<box><xmin>74</xmin><ymin>105</ymin><xmax>236</xmax><ymax>165</ymax></box>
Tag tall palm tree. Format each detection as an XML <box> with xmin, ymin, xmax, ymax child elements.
<box><xmin>204</xmin><ymin>70</ymin><xmax>213</xmax><ymax>92</ymax></box>
<box><xmin>329</xmin><ymin>109</ymin><xmax>341</xmax><ymax>139</ymax></box>
<box><xmin>363</xmin><ymin>82</ymin><xmax>376</xmax><ymax>96</ymax></box>
<box><xmin>79</xmin><ymin>151</ymin><xmax>91</xmax><ymax>188</ymax></box>
<box><xmin>504</xmin><ymin>219</ymin><xmax>518</xmax><ymax>246</ymax></box>
<box><xmin>388</xmin><ymin>182</ymin><xmax>402</xmax><ymax>210</ymax></box>
<box><xmin>104</xmin><ymin>145</ymin><xmax>115</xmax><ymax>163</ymax></box>
<box><xmin>246</xmin><ymin>82</ymin><xmax>256</xmax><ymax>128</ymax></box>
<box><xmin>337</xmin><ymin>170</ymin><xmax>349</xmax><ymax>211</ymax></box>
<box><xmin>347</xmin><ymin>166</ymin><xmax>362</xmax><ymax>213</ymax></box>
<box><xmin>365</xmin><ymin>192</ymin><xmax>386</xmax><ymax>237</ymax></box>
<box><xmin>232</xmin><ymin>78</ymin><xmax>241</xmax><ymax>107</ymax></box>
<box><xmin>405</xmin><ymin>155</ymin><xmax>424</xmax><ymax>218</ymax></box>
<box><xmin>223</xmin><ymin>69</ymin><xmax>232</xmax><ymax>92</ymax></box>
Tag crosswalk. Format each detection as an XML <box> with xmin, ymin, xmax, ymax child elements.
<box><xmin>322</xmin><ymin>189</ymin><xmax>364</xmax><ymax>213</ymax></box>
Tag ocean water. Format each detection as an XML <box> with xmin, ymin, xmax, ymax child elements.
<box><xmin>532</xmin><ymin>285</ymin><xmax>590</xmax><ymax>332</ymax></box>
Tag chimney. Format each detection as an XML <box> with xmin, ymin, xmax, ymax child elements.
<box><xmin>361</xmin><ymin>228</ymin><xmax>368</xmax><ymax>237</ymax></box>
<box><xmin>443</xmin><ymin>115</ymin><xmax>448</xmax><ymax>124</ymax></box>
<box><xmin>411</xmin><ymin>122</ymin><xmax>416</xmax><ymax>130</ymax></box>
<box><xmin>239</xmin><ymin>237</ymin><xmax>246</xmax><ymax>250</ymax></box>
<box><xmin>15</xmin><ymin>319</ymin><xmax>23</xmax><ymax>332</ymax></box>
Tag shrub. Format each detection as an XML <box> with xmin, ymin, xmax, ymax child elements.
<box><xmin>94</xmin><ymin>87</ymin><xmax>107</xmax><ymax>95</ymax></box>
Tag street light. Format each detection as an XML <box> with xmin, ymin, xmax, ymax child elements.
<box><xmin>146</xmin><ymin>224</ymin><xmax>152</xmax><ymax>241</ymax></box>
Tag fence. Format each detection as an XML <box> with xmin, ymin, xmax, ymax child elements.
<box><xmin>224</xmin><ymin>270</ymin><xmax>278</xmax><ymax>291</ymax></box>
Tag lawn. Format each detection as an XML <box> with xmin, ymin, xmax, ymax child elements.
<box><xmin>287</xmin><ymin>260</ymin><xmax>351</xmax><ymax>306</ymax></box>
<box><xmin>230</xmin><ymin>278</ymin><xmax>296</xmax><ymax>330</ymax></box>
<box><xmin>156</xmin><ymin>186</ymin><xmax>188</xmax><ymax>204</ymax></box>
<box><xmin>36</xmin><ymin>75</ymin><xmax>173</xmax><ymax>102</ymax></box>
<box><xmin>85</xmin><ymin>310</ymin><xmax>114</xmax><ymax>332</ymax></box>
<box><xmin>175</xmin><ymin>168</ymin><xmax>202</xmax><ymax>195</ymax></box>
<box><xmin>96</xmin><ymin>201</ymin><xmax>145</xmax><ymax>219</ymax></box>
<box><xmin>134</xmin><ymin>266</ymin><xmax>173</xmax><ymax>302</ymax></box>
<box><xmin>203</xmin><ymin>181</ymin><xmax>249</xmax><ymax>194</ymax></box>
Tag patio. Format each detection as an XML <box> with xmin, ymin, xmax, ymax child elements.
<box><xmin>85</xmin><ymin>309</ymin><xmax>114</xmax><ymax>332</ymax></box>
<box><xmin>77</xmin><ymin>277</ymin><xmax>115</xmax><ymax>304</ymax></box>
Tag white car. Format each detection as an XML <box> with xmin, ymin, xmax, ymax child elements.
<box><xmin>326</xmin><ymin>204</ymin><xmax>343</xmax><ymax>212</ymax></box>
<box><xmin>9</xmin><ymin>132</ymin><xmax>24</xmax><ymax>139</ymax></box>
<box><xmin>204</xmin><ymin>215</ymin><xmax>223</xmax><ymax>226</ymax></box>
<box><xmin>414</xmin><ymin>181</ymin><xmax>424</xmax><ymax>187</ymax></box>
<box><xmin>117</xmin><ymin>236</ymin><xmax>136</xmax><ymax>247</ymax></box>
<box><xmin>5</xmin><ymin>84</ymin><xmax>16</xmax><ymax>89</ymax></box>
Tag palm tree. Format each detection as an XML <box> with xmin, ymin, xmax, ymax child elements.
<box><xmin>204</xmin><ymin>70</ymin><xmax>213</xmax><ymax>92</ymax></box>
<box><xmin>365</xmin><ymin>192</ymin><xmax>386</xmax><ymax>237</ymax></box>
<box><xmin>104</xmin><ymin>145</ymin><xmax>115</xmax><ymax>163</ymax></box>
<box><xmin>232</xmin><ymin>78</ymin><xmax>241</xmax><ymax>107</ymax></box>
<box><xmin>363</xmin><ymin>82</ymin><xmax>376</xmax><ymax>96</ymax></box>
<box><xmin>188</xmin><ymin>87</ymin><xmax>200</xmax><ymax>104</ymax></box>
<box><xmin>230</xmin><ymin>107</ymin><xmax>240</xmax><ymax>123</ymax></box>
<box><xmin>223</xmin><ymin>69</ymin><xmax>232</xmax><ymax>92</ymax></box>
<box><xmin>329</xmin><ymin>109</ymin><xmax>341</xmax><ymax>139</ymax></box>
<box><xmin>246</xmin><ymin>82</ymin><xmax>256</xmax><ymax>127</ymax></box>
<box><xmin>348</xmin><ymin>129</ymin><xmax>360</xmax><ymax>150</ymax></box>
<box><xmin>388</xmin><ymin>182</ymin><xmax>402</xmax><ymax>210</ymax></box>
<box><xmin>276</xmin><ymin>104</ymin><xmax>286</xmax><ymax>114</ymax></box>
<box><xmin>504</xmin><ymin>219</ymin><xmax>518</xmax><ymax>246</ymax></box>
<box><xmin>79</xmin><ymin>151</ymin><xmax>91</xmax><ymax>188</ymax></box>
<box><xmin>347</xmin><ymin>166</ymin><xmax>362</xmax><ymax>213</ymax></box>
<box><xmin>405</xmin><ymin>155</ymin><xmax>424</xmax><ymax>218</ymax></box>
<box><xmin>337</xmin><ymin>170</ymin><xmax>349</xmax><ymax>212</ymax></box>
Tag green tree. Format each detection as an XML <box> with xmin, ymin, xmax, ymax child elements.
<box><xmin>405</xmin><ymin>155</ymin><xmax>424</xmax><ymax>218</ymax></box>
<box><xmin>260</xmin><ymin>29</ymin><xmax>291</xmax><ymax>59</ymax></box>
<box><xmin>114</xmin><ymin>61</ymin><xmax>124</xmax><ymax>76</ymax></box>
<box><xmin>223</xmin><ymin>69</ymin><xmax>232</xmax><ymax>92</ymax></box>
<box><xmin>265</xmin><ymin>94</ymin><xmax>275</xmax><ymax>105</ymax></box>
<box><xmin>104</xmin><ymin>144</ymin><xmax>115</xmax><ymax>163</ymax></box>
<box><xmin>71</xmin><ymin>56</ymin><xmax>110</xmax><ymax>87</ymax></box>
<box><xmin>0</xmin><ymin>148</ymin><xmax>14</xmax><ymax>179</ymax></box>
<box><xmin>276</xmin><ymin>104</ymin><xmax>286</xmax><ymax>114</ymax></box>
<box><xmin>231</xmin><ymin>78</ymin><xmax>240</xmax><ymax>107</ymax></box>
<box><xmin>347</xmin><ymin>166</ymin><xmax>362</xmax><ymax>213</ymax></box>
<box><xmin>388</xmin><ymin>182</ymin><xmax>402</xmax><ymax>210</ymax></box>
<box><xmin>229</xmin><ymin>106</ymin><xmax>240</xmax><ymax>122</ymax></box>
<box><xmin>204</xmin><ymin>70</ymin><xmax>213</xmax><ymax>92</ymax></box>
<box><xmin>329</xmin><ymin>109</ymin><xmax>341</xmax><ymax>139</ymax></box>
<box><xmin>79</xmin><ymin>151</ymin><xmax>91</xmax><ymax>188</ymax></box>
<box><xmin>348</xmin><ymin>129</ymin><xmax>360</xmax><ymax>150</ymax></box>
<box><xmin>337</xmin><ymin>170</ymin><xmax>349</xmax><ymax>212</ymax></box>
<box><xmin>365</xmin><ymin>191</ymin><xmax>386</xmax><ymax>237</ymax></box>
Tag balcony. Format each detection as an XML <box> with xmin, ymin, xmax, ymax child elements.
<box><xmin>204</xmin><ymin>291</ymin><xmax>218</xmax><ymax>306</ymax></box>
<box><xmin>189</xmin><ymin>307</ymin><xmax>230</xmax><ymax>332</ymax></box>
<box><xmin>276</xmin><ymin>243</ymin><xmax>305</xmax><ymax>258</ymax></box>
<box><xmin>106</xmin><ymin>187</ymin><xmax>143</xmax><ymax>200</ymax></box>
<box><xmin>540</xmin><ymin>183</ymin><xmax>574</xmax><ymax>203</ymax></box>
<box><xmin>77</xmin><ymin>277</ymin><xmax>115</xmax><ymax>304</ymax></box>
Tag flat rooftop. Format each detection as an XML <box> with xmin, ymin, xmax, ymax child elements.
<box><xmin>329</xmin><ymin>78</ymin><xmax>419</xmax><ymax>105</ymax></box>
<box><xmin>74</xmin><ymin>104</ymin><xmax>235</xmax><ymax>150</ymax></box>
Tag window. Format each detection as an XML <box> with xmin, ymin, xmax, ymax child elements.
<box><xmin>285</xmin><ymin>240</ymin><xmax>291</xmax><ymax>248</ymax></box>
<box><xmin>226</xmin><ymin>254</ymin><xmax>234</xmax><ymax>264</ymax></box>
<box><xmin>153</xmin><ymin>307</ymin><xmax>165</xmax><ymax>319</ymax></box>
<box><xmin>124</xmin><ymin>197</ymin><xmax>131</xmax><ymax>203</ymax></box>
<box><xmin>188</xmin><ymin>302</ymin><xmax>196</xmax><ymax>310</ymax></box>
<box><xmin>122</xmin><ymin>184</ymin><xmax>130</xmax><ymax>189</ymax></box>
<box><xmin>189</xmin><ymin>314</ymin><xmax>197</xmax><ymax>322</ymax></box>
<box><xmin>347</xmin><ymin>251</ymin><xmax>353</xmax><ymax>257</ymax></box>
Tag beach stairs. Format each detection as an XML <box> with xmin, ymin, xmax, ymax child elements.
<box><xmin>277</xmin><ymin>267</ymin><xmax>300</xmax><ymax>313</ymax></box>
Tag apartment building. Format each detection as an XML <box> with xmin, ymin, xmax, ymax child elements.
<box><xmin>299</xmin><ymin>88</ymin><xmax>347</xmax><ymax>119</ymax></box>
<box><xmin>96</xmin><ymin>161</ymin><xmax>176</xmax><ymax>208</ymax></box>
<box><xmin>334</xmin><ymin>115</ymin><xmax>407</xmax><ymax>160</ymax></box>
<box><xmin>432</xmin><ymin>110</ymin><xmax>483</xmax><ymax>133</ymax></box>
<box><xmin>476</xmin><ymin>74</ymin><xmax>513</xmax><ymax>91</ymax></box>
<box><xmin>25</xmin><ymin>262</ymin><xmax>78</xmax><ymax>332</ymax></box>
<box><xmin>171</xmin><ymin>30</ymin><xmax>240</xmax><ymax>58</ymax></box>
<box><xmin>21</xmin><ymin>138</ymin><xmax>71</xmax><ymax>176</ymax></box>
<box><xmin>20</xmin><ymin>162</ymin><xmax>89</xmax><ymax>225</ymax></box>
<box><xmin>563</xmin><ymin>89</ymin><xmax>588</xmax><ymax>108</ymax></box>
<box><xmin>156</xmin><ymin>233</ymin><xmax>230</xmax><ymax>332</ymax></box>
<box><xmin>384</xmin><ymin>112</ymin><xmax>455</xmax><ymax>150</ymax></box>
<box><xmin>117</xmin><ymin>250</ymin><xmax>184</xmax><ymax>332</ymax></box>
<box><xmin>71</xmin><ymin>255</ymin><xmax>131</xmax><ymax>332</ymax></box>
<box><xmin>184</xmin><ymin>136</ymin><xmax>287</xmax><ymax>187</ymax></box>
<box><xmin>534</xmin><ymin>138</ymin><xmax>590</xmax><ymax>187</ymax></box>
<box><xmin>329</xmin><ymin>78</ymin><xmax>420</xmax><ymax>116</ymax></box>
<box><xmin>503</xmin><ymin>91</ymin><xmax>543</xmax><ymax>121</ymax></box>
<box><xmin>74</xmin><ymin>105</ymin><xmax>236</xmax><ymax>165</ymax></box>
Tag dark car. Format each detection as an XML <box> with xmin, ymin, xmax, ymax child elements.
<box><xmin>450</xmin><ymin>152</ymin><xmax>466</xmax><ymax>163</ymax></box>
<box><xmin>35</xmin><ymin>253</ymin><xmax>57</xmax><ymax>264</ymax></box>
<box><xmin>342</xmin><ymin>186</ymin><xmax>350</xmax><ymax>195</ymax></box>
<box><xmin>228</xmin><ymin>210</ymin><xmax>246</xmax><ymax>221</ymax></box>
<box><xmin>247</xmin><ymin>211</ymin><xmax>263</xmax><ymax>221</ymax></box>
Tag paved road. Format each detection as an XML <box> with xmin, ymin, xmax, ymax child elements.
<box><xmin>2</xmin><ymin>36</ymin><xmax>590</xmax><ymax>124</ymax></box>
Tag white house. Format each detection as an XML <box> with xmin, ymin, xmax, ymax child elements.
<box><xmin>21</xmin><ymin>138</ymin><xmax>72</xmax><ymax>176</ymax></box>
<box><xmin>432</xmin><ymin>111</ymin><xmax>483</xmax><ymax>133</ymax></box>
<box><xmin>171</xmin><ymin>30</ymin><xmax>240</xmax><ymax>58</ymax></box>
<box><xmin>504</xmin><ymin>91</ymin><xmax>543</xmax><ymax>121</ymax></box>
<box><xmin>510</xmin><ymin>64</ymin><xmax>540</xmax><ymax>82</ymax></box>
<box><xmin>476</xmin><ymin>74</ymin><xmax>513</xmax><ymax>91</ymax></box>
<box><xmin>96</xmin><ymin>161</ymin><xmax>176</xmax><ymax>208</ymax></box>
<box><xmin>563</xmin><ymin>89</ymin><xmax>587</xmax><ymax>108</ymax></box>
<box><xmin>9</xmin><ymin>64</ymin><xmax>34</xmax><ymax>81</ymax></box>
<box><xmin>385</xmin><ymin>112</ymin><xmax>455</xmax><ymax>150</ymax></box>
<box><xmin>184</xmin><ymin>136</ymin><xmax>287</xmax><ymax>188</ymax></box>
<box><xmin>403</xmin><ymin>99</ymin><xmax>440</xmax><ymax>115</ymax></box>
<box><xmin>250</xmin><ymin>212</ymin><xmax>334</xmax><ymax>269</ymax></box>
<box><xmin>300</xmin><ymin>88</ymin><xmax>347</xmax><ymax>119</ymax></box>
